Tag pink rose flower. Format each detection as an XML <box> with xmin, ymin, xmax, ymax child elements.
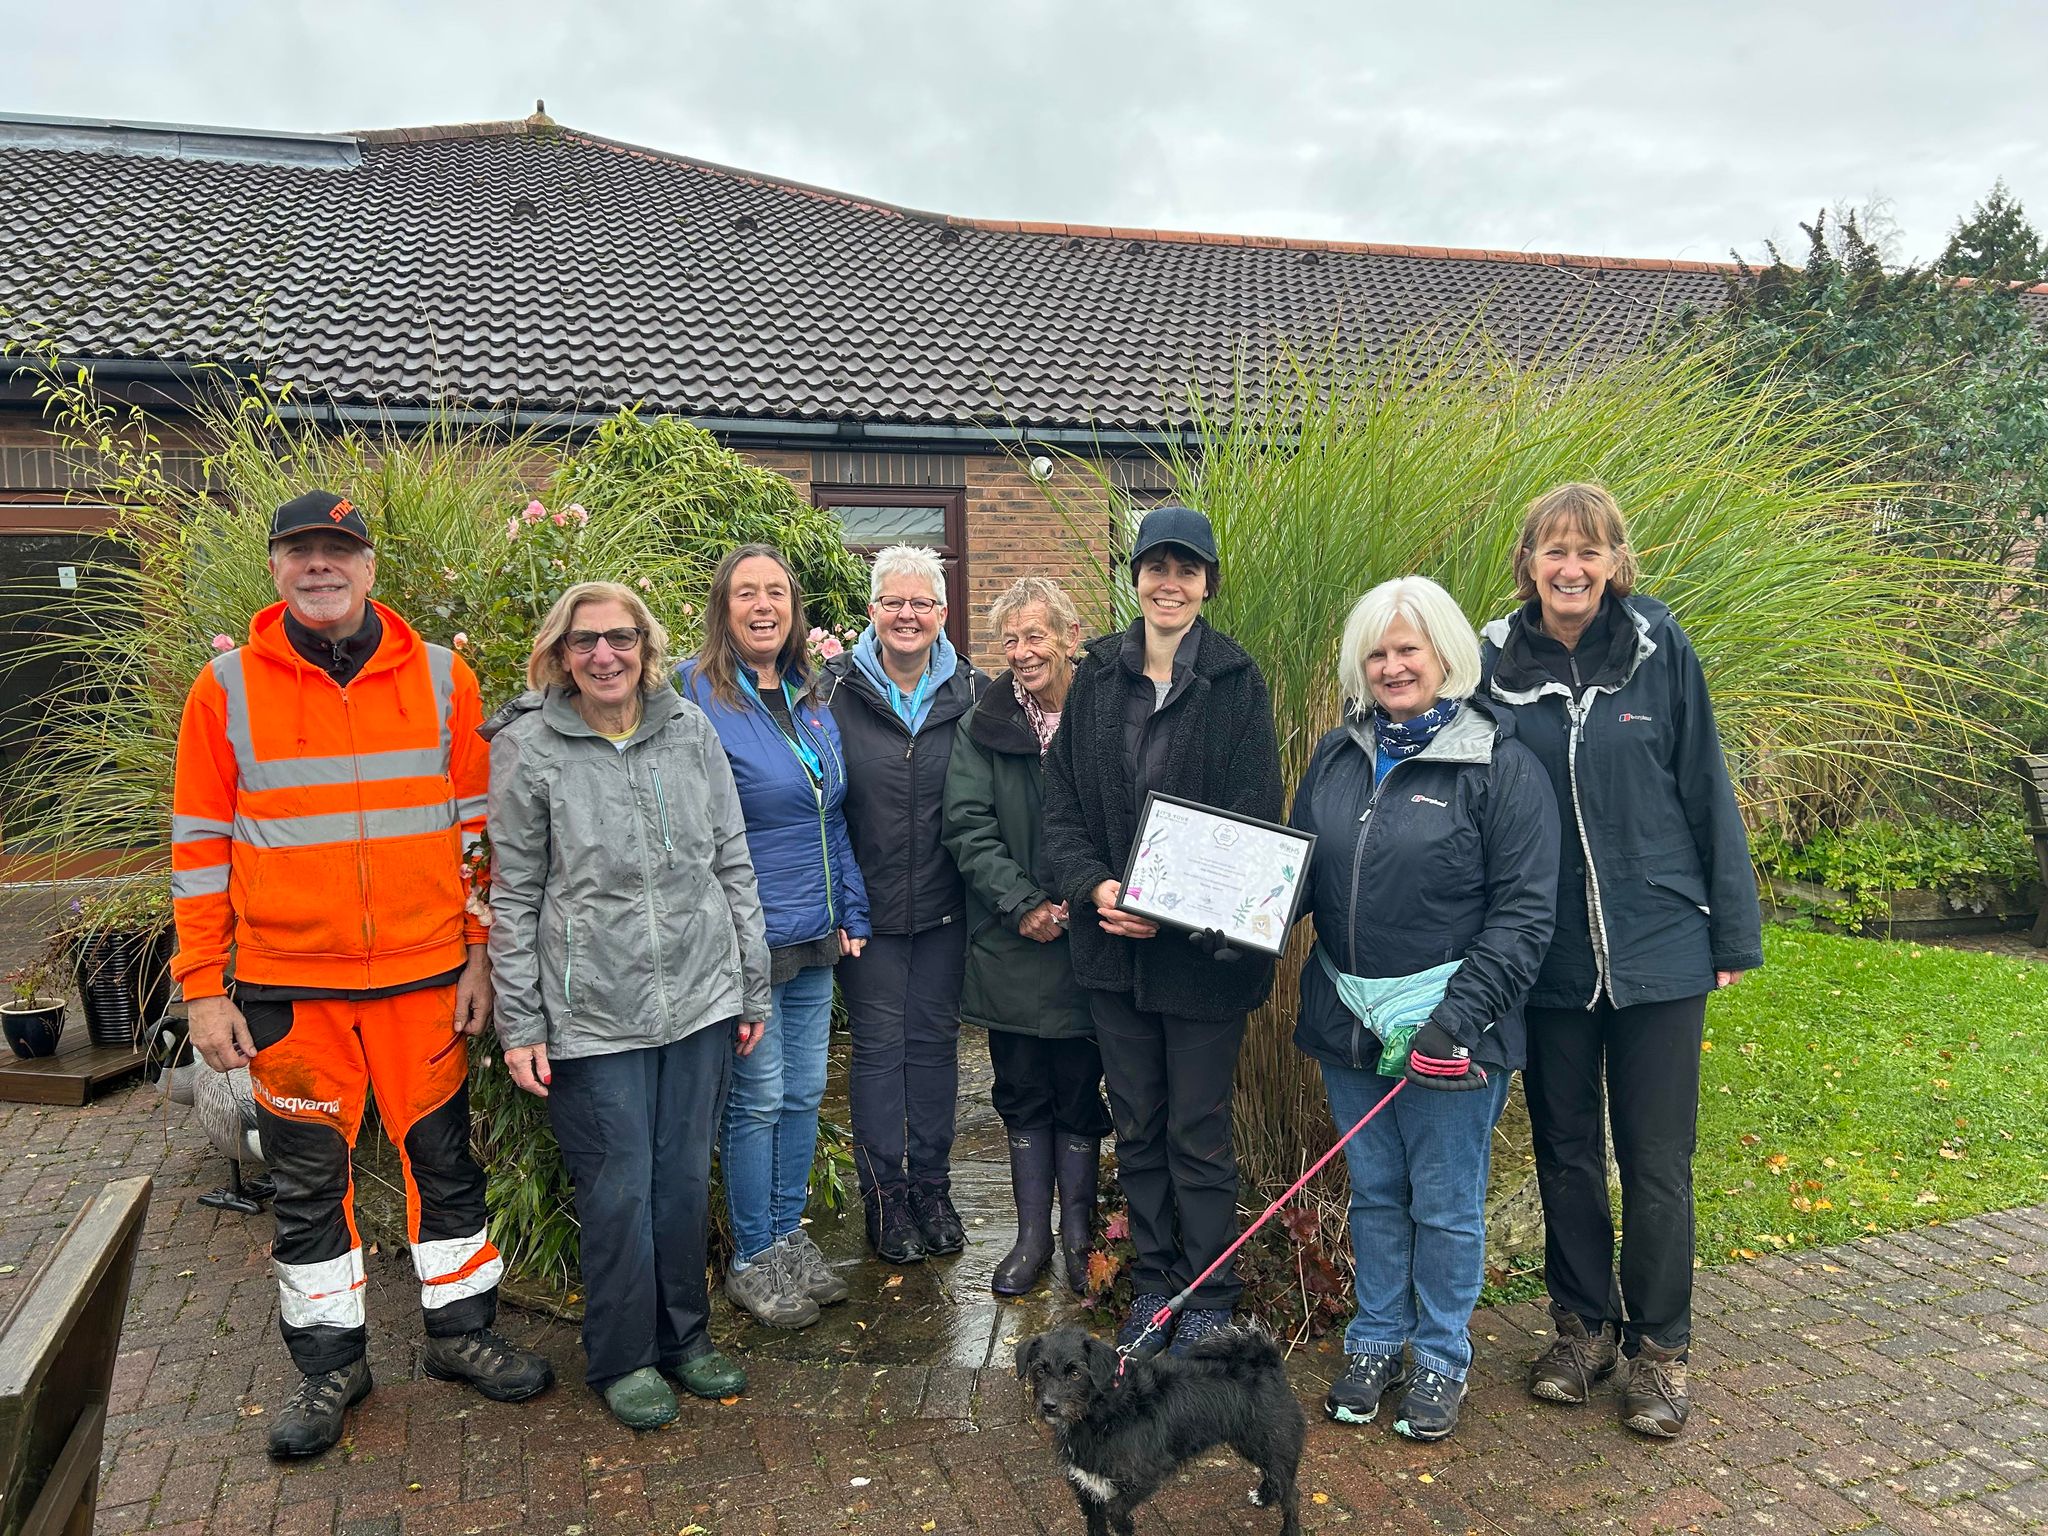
<box><xmin>635</xmin><ymin>577</ymin><xmax>654</xmax><ymax>591</ymax></box>
<box><xmin>522</xmin><ymin>500</ymin><xmax>548</xmax><ymax>524</ymax></box>
<box><xmin>210</xmin><ymin>633</ymin><xmax>235</xmax><ymax>653</ymax></box>
<box><xmin>551</xmin><ymin>511</ymin><xmax>569</xmax><ymax>527</ymax></box>
<box><xmin>452</xmin><ymin>632</ymin><xmax>469</xmax><ymax>650</ymax></box>
<box><xmin>818</xmin><ymin>635</ymin><xmax>844</xmax><ymax>658</ymax></box>
<box><xmin>569</xmin><ymin>504</ymin><xmax>590</xmax><ymax>526</ymax></box>
<box><xmin>504</xmin><ymin>517</ymin><xmax>520</xmax><ymax>540</ymax></box>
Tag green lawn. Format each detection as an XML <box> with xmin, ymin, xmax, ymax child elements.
<box><xmin>1696</xmin><ymin>926</ymin><xmax>2045</xmax><ymax>1261</ymax></box>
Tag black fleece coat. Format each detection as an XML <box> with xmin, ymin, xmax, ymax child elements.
<box><xmin>1040</xmin><ymin>618</ymin><xmax>1284</xmax><ymax>1020</ymax></box>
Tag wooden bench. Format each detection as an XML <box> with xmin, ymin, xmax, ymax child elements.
<box><xmin>0</xmin><ymin>1176</ymin><xmax>152</xmax><ymax>1536</ymax></box>
<box><xmin>2021</xmin><ymin>754</ymin><xmax>2048</xmax><ymax>947</ymax></box>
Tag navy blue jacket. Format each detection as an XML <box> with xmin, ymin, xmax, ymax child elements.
<box><xmin>1481</xmin><ymin>593</ymin><xmax>1765</xmax><ymax>1011</ymax></box>
<box><xmin>678</xmin><ymin>660</ymin><xmax>870</xmax><ymax>948</ymax></box>
<box><xmin>1289</xmin><ymin>699</ymin><xmax>1559</xmax><ymax>1073</ymax></box>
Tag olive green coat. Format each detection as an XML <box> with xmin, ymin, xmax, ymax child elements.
<box><xmin>941</xmin><ymin>674</ymin><xmax>1092</xmax><ymax>1039</ymax></box>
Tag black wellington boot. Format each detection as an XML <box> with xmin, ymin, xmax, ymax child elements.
<box><xmin>1054</xmin><ymin>1132</ymin><xmax>1101</xmax><ymax>1297</ymax></box>
<box><xmin>990</xmin><ymin>1128</ymin><xmax>1055</xmax><ymax>1296</ymax></box>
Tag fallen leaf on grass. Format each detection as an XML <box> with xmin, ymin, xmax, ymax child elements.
<box><xmin>1418</xmin><ymin>1472</ymin><xmax>1435</xmax><ymax>1484</ymax></box>
<box><xmin>1939</xmin><ymin>1146</ymin><xmax>1964</xmax><ymax>1160</ymax></box>
<box><xmin>1914</xmin><ymin>1192</ymin><xmax>1941</xmax><ymax>1205</ymax></box>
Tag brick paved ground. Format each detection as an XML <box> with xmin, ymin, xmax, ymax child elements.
<box><xmin>5</xmin><ymin>1065</ymin><xmax>2047</xmax><ymax>1536</ymax></box>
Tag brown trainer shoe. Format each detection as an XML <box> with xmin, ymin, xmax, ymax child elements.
<box><xmin>1527</xmin><ymin>1307</ymin><xmax>1619</xmax><ymax>1405</ymax></box>
<box><xmin>1621</xmin><ymin>1340</ymin><xmax>1690</xmax><ymax>1437</ymax></box>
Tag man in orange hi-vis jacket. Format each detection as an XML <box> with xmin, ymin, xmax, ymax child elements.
<box><xmin>172</xmin><ymin>490</ymin><xmax>552</xmax><ymax>1460</ymax></box>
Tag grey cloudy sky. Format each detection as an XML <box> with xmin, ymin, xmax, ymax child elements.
<box><xmin>11</xmin><ymin>1</ymin><xmax>2042</xmax><ymax>266</ymax></box>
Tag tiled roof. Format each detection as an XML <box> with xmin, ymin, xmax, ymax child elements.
<box><xmin>0</xmin><ymin>114</ymin><xmax>1759</xmax><ymax>432</ymax></box>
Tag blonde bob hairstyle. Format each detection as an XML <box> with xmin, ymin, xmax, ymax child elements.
<box><xmin>525</xmin><ymin>580</ymin><xmax>672</xmax><ymax>694</ymax></box>
<box><xmin>868</xmin><ymin>544</ymin><xmax>948</xmax><ymax>606</ymax></box>
<box><xmin>985</xmin><ymin>575</ymin><xmax>1081</xmax><ymax>642</ymax></box>
<box><xmin>1512</xmin><ymin>481</ymin><xmax>1640</xmax><ymax>602</ymax></box>
<box><xmin>1338</xmin><ymin>576</ymin><xmax>1483</xmax><ymax>715</ymax></box>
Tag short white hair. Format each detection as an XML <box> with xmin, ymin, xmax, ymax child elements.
<box><xmin>1338</xmin><ymin>576</ymin><xmax>1482</xmax><ymax>714</ymax></box>
<box><xmin>868</xmin><ymin>544</ymin><xmax>948</xmax><ymax>605</ymax></box>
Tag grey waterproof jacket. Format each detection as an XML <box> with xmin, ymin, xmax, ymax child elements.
<box><xmin>483</xmin><ymin>684</ymin><xmax>772</xmax><ymax>1059</ymax></box>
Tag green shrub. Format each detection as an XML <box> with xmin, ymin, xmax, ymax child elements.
<box><xmin>1753</xmin><ymin>811</ymin><xmax>2039</xmax><ymax>929</ymax></box>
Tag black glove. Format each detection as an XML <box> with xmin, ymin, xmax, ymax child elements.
<box><xmin>1187</xmin><ymin>927</ymin><xmax>1242</xmax><ymax>962</ymax></box>
<box><xmin>1404</xmin><ymin>1019</ymin><xmax>1489</xmax><ymax>1092</ymax></box>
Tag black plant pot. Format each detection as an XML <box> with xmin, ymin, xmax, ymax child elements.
<box><xmin>71</xmin><ymin>926</ymin><xmax>174</xmax><ymax>1050</ymax></box>
<box><xmin>3</xmin><ymin>999</ymin><xmax>67</xmax><ymax>1059</ymax></box>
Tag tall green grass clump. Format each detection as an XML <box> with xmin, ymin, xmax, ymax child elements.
<box><xmin>2</xmin><ymin>357</ymin><xmax>868</xmax><ymax>1295</ymax></box>
<box><xmin>1105</xmin><ymin>336</ymin><xmax>2038</xmax><ymax>1315</ymax></box>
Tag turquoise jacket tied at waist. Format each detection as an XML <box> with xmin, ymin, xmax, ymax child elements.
<box><xmin>1314</xmin><ymin>948</ymin><xmax>1463</xmax><ymax>1077</ymax></box>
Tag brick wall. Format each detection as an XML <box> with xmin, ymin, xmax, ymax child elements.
<box><xmin>958</xmin><ymin>453</ymin><xmax>1112</xmax><ymax>663</ymax></box>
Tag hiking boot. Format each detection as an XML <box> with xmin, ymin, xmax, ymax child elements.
<box><xmin>1393</xmin><ymin>1367</ymin><xmax>1465</xmax><ymax>1441</ymax></box>
<box><xmin>266</xmin><ymin>1357</ymin><xmax>371</xmax><ymax>1459</ymax></box>
<box><xmin>908</xmin><ymin>1180</ymin><xmax>966</xmax><ymax>1255</ymax></box>
<box><xmin>670</xmin><ymin>1347</ymin><xmax>748</xmax><ymax>1399</ymax></box>
<box><xmin>1053</xmin><ymin>1133</ymin><xmax>1100</xmax><ymax>1297</ymax></box>
<box><xmin>1166</xmin><ymin>1307</ymin><xmax>1234</xmax><ymax>1357</ymax></box>
<box><xmin>1116</xmin><ymin>1293</ymin><xmax>1175</xmax><ymax>1361</ymax></box>
<box><xmin>1621</xmin><ymin>1340</ymin><xmax>1691</xmax><ymax>1438</ymax></box>
<box><xmin>1527</xmin><ymin>1306</ymin><xmax>1619</xmax><ymax>1405</ymax></box>
<box><xmin>724</xmin><ymin>1245</ymin><xmax>821</xmax><ymax>1328</ymax></box>
<box><xmin>1325</xmin><ymin>1352</ymin><xmax>1407</xmax><ymax>1425</ymax></box>
<box><xmin>993</xmin><ymin>1129</ymin><xmax>1055</xmax><ymax>1297</ymax></box>
<box><xmin>779</xmin><ymin>1228</ymin><xmax>850</xmax><ymax>1306</ymax></box>
<box><xmin>421</xmin><ymin>1326</ymin><xmax>554</xmax><ymax>1402</ymax></box>
<box><xmin>865</xmin><ymin>1187</ymin><xmax>927</xmax><ymax>1264</ymax></box>
<box><xmin>602</xmin><ymin>1366</ymin><xmax>679</xmax><ymax>1430</ymax></box>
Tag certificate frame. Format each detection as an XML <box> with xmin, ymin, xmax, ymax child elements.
<box><xmin>1114</xmin><ymin>792</ymin><xmax>1316</xmax><ymax>958</ymax></box>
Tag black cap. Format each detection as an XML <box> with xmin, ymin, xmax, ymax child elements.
<box><xmin>269</xmin><ymin>490</ymin><xmax>371</xmax><ymax>547</ymax></box>
<box><xmin>1129</xmin><ymin>503</ymin><xmax>1219</xmax><ymax>572</ymax></box>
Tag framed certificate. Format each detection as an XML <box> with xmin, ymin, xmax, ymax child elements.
<box><xmin>1115</xmin><ymin>793</ymin><xmax>1316</xmax><ymax>957</ymax></box>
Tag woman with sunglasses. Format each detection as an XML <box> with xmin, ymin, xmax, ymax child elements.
<box><xmin>679</xmin><ymin>545</ymin><xmax>870</xmax><ymax>1329</ymax></box>
<box><xmin>823</xmin><ymin>546</ymin><xmax>986</xmax><ymax>1264</ymax></box>
<box><xmin>486</xmin><ymin>581</ymin><xmax>769</xmax><ymax>1430</ymax></box>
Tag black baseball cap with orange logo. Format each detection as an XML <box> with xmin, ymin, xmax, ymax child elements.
<box><xmin>268</xmin><ymin>489</ymin><xmax>372</xmax><ymax>548</ymax></box>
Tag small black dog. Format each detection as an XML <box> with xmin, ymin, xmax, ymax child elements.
<box><xmin>1015</xmin><ymin>1323</ymin><xmax>1305</xmax><ymax>1536</ymax></box>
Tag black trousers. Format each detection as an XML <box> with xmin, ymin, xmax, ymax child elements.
<box><xmin>1523</xmin><ymin>992</ymin><xmax>1707</xmax><ymax>1355</ymax></box>
<box><xmin>547</xmin><ymin>1023</ymin><xmax>732</xmax><ymax>1390</ymax></box>
<box><xmin>985</xmin><ymin>1029</ymin><xmax>1112</xmax><ymax>1138</ymax></box>
<box><xmin>1088</xmin><ymin>990</ymin><xmax>1246</xmax><ymax>1310</ymax></box>
<box><xmin>838</xmin><ymin>927</ymin><xmax>967</xmax><ymax>1198</ymax></box>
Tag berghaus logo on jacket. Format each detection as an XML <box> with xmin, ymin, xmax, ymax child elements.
<box><xmin>1409</xmin><ymin>793</ymin><xmax>1449</xmax><ymax>808</ymax></box>
<box><xmin>1619</xmin><ymin>712</ymin><xmax>1654</xmax><ymax>723</ymax></box>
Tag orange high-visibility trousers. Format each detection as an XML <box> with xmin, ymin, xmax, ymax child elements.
<box><xmin>245</xmin><ymin>984</ymin><xmax>500</xmax><ymax>1374</ymax></box>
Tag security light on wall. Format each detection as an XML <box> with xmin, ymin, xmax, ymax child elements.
<box><xmin>1027</xmin><ymin>455</ymin><xmax>1055</xmax><ymax>481</ymax></box>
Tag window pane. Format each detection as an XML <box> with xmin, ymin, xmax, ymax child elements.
<box><xmin>830</xmin><ymin>503</ymin><xmax>946</xmax><ymax>546</ymax></box>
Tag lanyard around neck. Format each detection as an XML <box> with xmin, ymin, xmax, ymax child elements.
<box><xmin>740</xmin><ymin>669</ymin><xmax>823</xmax><ymax>783</ymax></box>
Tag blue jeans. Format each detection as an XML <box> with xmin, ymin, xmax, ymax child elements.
<box><xmin>720</xmin><ymin>963</ymin><xmax>836</xmax><ymax>1261</ymax></box>
<box><xmin>1322</xmin><ymin>1061</ymin><xmax>1511</xmax><ymax>1380</ymax></box>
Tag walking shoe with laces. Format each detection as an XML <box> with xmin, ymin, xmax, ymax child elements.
<box><xmin>724</xmin><ymin>1245</ymin><xmax>821</xmax><ymax>1328</ymax></box>
<box><xmin>779</xmin><ymin>1228</ymin><xmax>850</xmax><ymax>1305</ymax></box>
<box><xmin>1166</xmin><ymin>1307</ymin><xmax>1234</xmax><ymax>1357</ymax></box>
<box><xmin>1115</xmin><ymin>1293</ymin><xmax>1175</xmax><ymax>1361</ymax></box>
<box><xmin>1325</xmin><ymin>1353</ymin><xmax>1407</xmax><ymax>1424</ymax></box>
<box><xmin>1621</xmin><ymin>1340</ymin><xmax>1690</xmax><ymax>1438</ymax></box>
<box><xmin>865</xmin><ymin>1187</ymin><xmax>927</xmax><ymax>1263</ymax></box>
<box><xmin>908</xmin><ymin>1181</ymin><xmax>966</xmax><ymax>1254</ymax></box>
<box><xmin>1393</xmin><ymin>1367</ymin><xmax>1465</xmax><ymax>1441</ymax></box>
<box><xmin>421</xmin><ymin>1326</ymin><xmax>554</xmax><ymax>1402</ymax></box>
<box><xmin>1527</xmin><ymin>1306</ymin><xmax>1619</xmax><ymax>1405</ymax></box>
<box><xmin>267</xmin><ymin>1357</ymin><xmax>371</xmax><ymax>1459</ymax></box>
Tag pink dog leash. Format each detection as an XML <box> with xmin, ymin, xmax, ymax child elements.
<box><xmin>1115</xmin><ymin>1075</ymin><xmax>1408</xmax><ymax>1371</ymax></box>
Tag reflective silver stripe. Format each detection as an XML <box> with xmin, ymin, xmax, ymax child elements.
<box><xmin>242</xmin><ymin>746</ymin><xmax>448</xmax><ymax>792</ymax></box>
<box><xmin>172</xmin><ymin>814</ymin><xmax>232</xmax><ymax>842</ymax></box>
<box><xmin>414</xmin><ymin>1230</ymin><xmax>501</xmax><ymax>1311</ymax></box>
<box><xmin>455</xmin><ymin>794</ymin><xmax>487</xmax><ymax>823</ymax></box>
<box><xmin>233</xmin><ymin>803</ymin><xmax>456</xmax><ymax>849</ymax></box>
<box><xmin>171</xmin><ymin>866</ymin><xmax>230</xmax><ymax>899</ymax></box>
<box><xmin>425</xmin><ymin>643</ymin><xmax>456</xmax><ymax>763</ymax></box>
<box><xmin>276</xmin><ymin>1248</ymin><xmax>366</xmax><ymax>1330</ymax></box>
<box><xmin>212</xmin><ymin>649</ymin><xmax>255</xmax><ymax>770</ymax></box>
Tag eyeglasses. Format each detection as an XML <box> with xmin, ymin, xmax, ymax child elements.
<box><xmin>564</xmin><ymin>627</ymin><xmax>644</xmax><ymax>654</ymax></box>
<box><xmin>874</xmin><ymin>596</ymin><xmax>940</xmax><ymax>616</ymax></box>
